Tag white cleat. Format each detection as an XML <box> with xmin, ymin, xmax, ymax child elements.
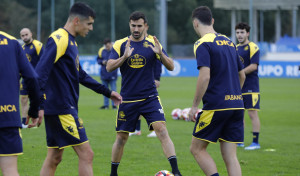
<box><xmin>147</xmin><ymin>131</ymin><xmax>157</xmax><ymax>137</ymax></box>
<box><xmin>245</xmin><ymin>143</ymin><xmax>261</xmax><ymax>150</ymax></box>
<box><xmin>129</xmin><ymin>130</ymin><xmax>141</xmax><ymax>136</ymax></box>
<box><xmin>22</xmin><ymin>124</ymin><xmax>28</xmax><ymax>129</ymax></box>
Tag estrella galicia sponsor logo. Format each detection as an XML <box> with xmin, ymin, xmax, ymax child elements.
<box><xmin>127</xmin><ymin>54</ymin><xmax>146</xmax><ymax>68</ymax></box>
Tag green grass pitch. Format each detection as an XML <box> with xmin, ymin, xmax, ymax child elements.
<box><xmin>19</xmin><ymin>77</ymin><xmax>300</xmax><ymax>176</ymax></box>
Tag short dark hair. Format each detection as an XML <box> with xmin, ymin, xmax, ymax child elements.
<box><xmin>129</xmin><ymin>11</ymin><xmax>147</xmax><ymax>23</ymax></box>
<box><xmin>103</xmin><ymin>38</ymin><xmax>111</xmax><ymax>44</ymax></box>
<box><xmin>192</xmin><ymin>6</ymin><xmax>213</xmax><ymax>25</ymax></box>
<box><xmin>235</xmin><ymin>22</ymin><xmax>251</xmax><ymax>32</ymax></box>
<box><xmin>69</xmin><ymin>2</ymin><xmax>96</xmax><ymax>19</ymax></box>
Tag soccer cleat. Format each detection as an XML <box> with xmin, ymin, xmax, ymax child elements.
<box><xmin>99</xmin><ymin>106</ymin><xmax>108</xmax><ymax>109</ymax></box>
<box><xmin>22</xmin><ymin>124</ymin><xmax>28</xmax><ymax>129</ymax></box>
<box><xmin>244</xmin><ymin>142</ymin><xmax>261</xmax><ymax>150</ymax></box>
<box><xmin>237</xmin><ymin>143</ymin><xmax>244</xmax><ymax>147</ymax></box>
<box><xmin>147</xmin><ymin>131</ymin><xmax>157</xmax><ymax>137</ymax></box>
<box><xmin>129</xmin><ymin>130</ymin><xmax>141</xmax><ymax>136</ymax></box>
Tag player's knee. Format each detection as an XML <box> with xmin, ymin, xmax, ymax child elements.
<box><xmin>21</xmin><ymin>97</ymin><xmax>28</xmax><ymax>104</ymax></box>
<box><xmin>154</xmin><ymin>123</ymin><xmax>167</xmax><ymax>137</ymax></box>
<box><xmin>190</xmin><ymin>144</ymin><xmax>197</xmax><ymax>156</ymax></box>
<box><xmin>51</xmin><ymin>155</ymin><xmax>63</xmax><ymax>165</ymax></box>
<box><xmin>116</xmin><ymin>133</ymin><xmax>128</xmax><ymax>146</ymax></box>
<box><xmin>84</xmin><ymin>149</ymin><xmax>94</xmax><ymax>163</ymax></box>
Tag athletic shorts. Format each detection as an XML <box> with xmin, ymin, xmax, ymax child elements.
<box><xmin>20</xmin><ymin>80</ymin><xmax>28</xmax><ymax>96</ymax></box>
<box><xmin>193</xmin><ymin>109</ymin><xmax>244</xmax><ymax>143</ymax></box>
<box><xmin>242</xmin><ymin>93</ymin><xmax>260</xmax><ymax>110</ymax></box>
<box><xmin>0</xmin><ymin>127</ymin><xmax>23</xmax><ymax>156</ymax></box>
<box><xmin>116</xmin><ymin>96</ymin><xmax>165</xmax><ymax>132</ymax></box>
<box><xmin>44</xmin><ymin>113</ymin><xmax>88</xmax><ymax>149</ymax></box>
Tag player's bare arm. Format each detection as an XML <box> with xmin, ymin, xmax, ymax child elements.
<box><xmin>238</xmin><ymin>69</ymin><xmax>246</xmax><ymax>88</ymax></box>
<box><xmin>107</xmin><ymin>39</ymin><xmax>134</xmax><ymax>72</ymax></box>
<box><xmin>188</xmin><ymin>66</ymin><xmax>210</xmax><ymax>122</ymax></box>
<box><xmin>244</xmin><ymin>63</ymin><xmax>258</xmax><ymax>74</ymax></box>
<box><xmin>150</xmin><ymin>36</ymin><xmax>174</xmax><ymax>71</ymax></box>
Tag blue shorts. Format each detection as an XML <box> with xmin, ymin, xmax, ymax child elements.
<box><xmin>20</xmin><ymin>80</ymin><xmax>28</xmax><ymax>96</ymax></box>
<box><xmin>0</xmin><ymin>127</ymin><xmax>23</xmax><ymax>156</ymax></box>
<box><xmin>116</xmin><ymin>96</ymin><xmax>165</xmax><ymax>132</ymax></box>
<box><xmin>193</xmin><ymin>109</ymin><xmax>244</xmax><ymax>143</ymax></box>
<box><xmin>242</xmin><ymin>93</ymin><xmax>260</xmax><ymax>110</ymax></box>
<box><xmin>44</xmin><ymin>113</ymin><xmax>88</xmax><ymax>149</ymax></box>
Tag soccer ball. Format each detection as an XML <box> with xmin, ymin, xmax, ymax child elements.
<box><xmin>181</xmin><ymin>108</ymin><xmax>191</xmax><ymax>121</ymax></box>
<box><xmin>171</xmin><ymin>108</ymin><xmax>182</xmax><ymax>120</ymax></box>
<box><xmin>155</xmin><ymin>170</ymin><xmax>174</xmax><ymax>176</ymax></box>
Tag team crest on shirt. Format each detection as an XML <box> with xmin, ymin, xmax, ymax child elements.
<box><xmin>244</xmin><ymin>46</ymin><xmax>249</xmax><ymax>51</ymax></box>
<box><xmin>127</xmin><ymin>54</ymin><xmax>146</xmax><ymax>68</ymax></box>
<box><xmin>239</xmin><ymin>56</ymin><xmax>244</xmax><ymax>64</ymax></box>
<box><xmin>143</xmin><ymin>41</ymin><xmax>149</xmax><ymax>48</ymax></box>
<box><xmin>26</xmin><ymin>53</ymin><xmax>32</xmax><ymax>62</ymax></box>
<box><xmin>30</xmin><ymin>45</ymin><xmax>33</xmax><ymax>49</ymax></box>
<box><xmin>75</xmin><ymin>55</ymin><xmax>79</xmax><ymax>71</ymax></box>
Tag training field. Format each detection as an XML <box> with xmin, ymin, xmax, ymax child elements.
<box><xmin>20</xmin><ymin>77</ymin><xmax>300</xmax><ymax>176</ymax></box>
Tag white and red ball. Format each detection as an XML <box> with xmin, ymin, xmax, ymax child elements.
<box><xmin>155</xmin><ymin>170</ymin><xmax>174</xmax><ymax>176</ymax></box>
<box><xmin>181</xmin><ymin>108</ymin><xmax>191</xmax><ymax>121</ymax></box>
<box><xmin>171</xmin><ymin>108</ymin><xmax>182</xmax><ymax>120</ymax></box>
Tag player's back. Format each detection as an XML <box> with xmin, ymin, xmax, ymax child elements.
<box><xmin>0</xmin><ymin>31</ymin><xmax>38</xmax><ymax>127</ymax></box>
<box><xmin>194</xmin><ymin>33</ymin><xmax>244</xmax><ymax>110</ymax></box>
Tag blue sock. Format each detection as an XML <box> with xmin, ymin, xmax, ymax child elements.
<box><xmin>22</xmin><ymin>117</ymin><xmax>26</xmax><ymax>124</ymax></box>
<box><xmin>110</xmin><ymin>162</ymin><xmax>119</xmax><ymax>176</ymax></box>
<box><xmin>253</xmin><ymin>132</ymin><xmax>259</xmax><ymax>144</ymax></box>
<box><xmin>211</xmin><ymin>173</ymin><xmax>219</xmax><ymax>176</ymax></box>
<box><xmin>136</xmin><ymin>119</ymin><xmax>141</xmax><ymax>131</ymax></box>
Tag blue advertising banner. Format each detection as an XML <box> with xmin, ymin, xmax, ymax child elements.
<box><xmin>79</xmin><ymin>56</ymin><xmax>300</xmax><ymax>78</ymax></box>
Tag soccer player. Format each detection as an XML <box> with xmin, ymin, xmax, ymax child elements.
<box><xmin>235</xmin><ymin>22</ymin><xmax>261</xmax><ymax>150</ymax></box>
<box><xmin>97</xmin><ymin>38</ymin><xmax>118</xmax><ymax>109</ymax></box>
<box><xmin>0</xmin><ymin>31</ymin><xmax>41</xmax><ymax>176</ymax></box>
<box><xmin>188</xmin><ymin>6</ymin><xmax>245</xmax><ymax>176</ymax></box>
<box><xmin>35</xmin><ymin>3</ymin><xmax>122</xmax><ymax>176</ymax></box>
<box><xmin>19</xmin><ymin>28</ymin><xmax>44</xmax><ymax>128</ymax></box>
<box><xmin>107</xmin><ymin>11</ymin><xmax>182</xmax><ymax>176</ymax></box>
<box><xmin>129</xmin><ymin>24</ymin><xmax>162</xmax><ymax>137</ymax></box>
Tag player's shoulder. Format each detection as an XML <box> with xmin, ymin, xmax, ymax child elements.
<box><xmin>49</xmin><ymin>28</ymin><xmax>69</xmax><ymax>47</ymax></box>
<box><xmin>114</xmin><ymin>37</ymin><xmax>128</xmax><ymax>46</ymax></box>
<box><xmin>32</xmin><ymin>39</ymin><xmax>43</xmax><ymax>47</ymax></box>
<box><xmin>248</xmin><ymin>41</ymin><xmax>259</xmax><ymax>50</ymax></box>
<box><xmin>0</xmin><ymin>31</ymin><xmax>17</xmax><ymax>40</ymax></box>
<box><xmin>194</xmin><ymin>33</ymin><xmax>216</xmax><ymax>49</ymax></box>
<box><xmin>98</xmin><ymin>46</ymin><xmax>105</xmax><ymax>57</ymax></box>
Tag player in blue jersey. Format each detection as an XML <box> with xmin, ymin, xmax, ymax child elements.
<box><xmin>0</xmin><ymin>31</ymin><xmax>40</xmax><ymax>176</ymax></box>
<box><xmin>235</xmin><ymin>22</ymin><xmax>261</xmax><ymax>150</ymax></box>
<box><xmin>188</xmin><ymin>6</ymin><xmax>246</xmax><ymax>176</ymax></box>
<box><xmin>129</xmin><ymin>25</ymin><xmax>162</xmax><ymax>138</ymax></box>
<box><xmin>19</xmin><ymin>28</ymin><xmax>44</xmax><ymax>128</ymax></box>
<box><xmin>97</xmin><ymin>38</ymin><xmax>118</xmax><ymax>109</ymax></box>
<box><xmin>107</xmin><ymin>11</ymin><xmax>182</xmax><ymax>176</ymax></box>
<box><xmin>35</xmin><ymin>3</ymin><xmax>122</xmax><ymax>176</ymax></box>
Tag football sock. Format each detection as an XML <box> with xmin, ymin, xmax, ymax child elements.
<box><xmin>211</xmin><ymin>173</ymin><xmax>219</xmax><ymax>176</ymax></box>
<box><xmin>136</xmin><ymin>119</ymin><xmax>141</xmax><ymax>131</ymax></box>
<box><xmin>253</xmin><ymin>132</ymin><xmax>259</xmax><ymax>144</ymax></box>
<box><xmin>110</xmin><ymin>162</ymin><xmax>119</xmax><ymax>176</ymax></box>
<box><xmin>168</xmin><ymin>156</ymin><xmax>181</xmax><ymax>175</ymax></box>
<box><xmin>22</xmin><ymin>117</ymin><xmax>26</xmax><ymax>124</ymax></box>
